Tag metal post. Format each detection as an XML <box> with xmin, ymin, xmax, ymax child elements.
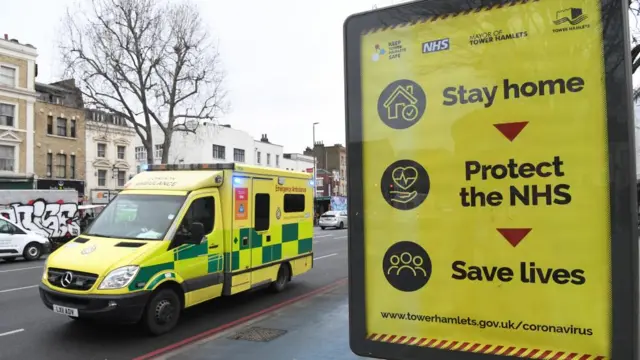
<box><xmin>313</xmin><ymin>122</ymin><xmax>319</xmax><ymax>196</ymax></box>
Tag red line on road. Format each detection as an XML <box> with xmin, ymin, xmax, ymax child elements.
<box><xmin>133</xmin><ymin>277</ymin><xmax>348</xmax><ymax>360</ymax></box>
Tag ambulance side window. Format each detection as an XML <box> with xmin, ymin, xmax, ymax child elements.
<box><xmin>180</xmin><ymin>197</ymin><xmax>215</xmax><ymax>235</ymax></box>
<box><xmin>254</xmin><ymin>193</ymin><xmax>270</xmax><ymax>231</ymax></box>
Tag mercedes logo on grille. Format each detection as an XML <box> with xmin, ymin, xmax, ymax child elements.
<box><xmin>61</xmin><ymin>272</ymin><xmax>74</xmax><ymax>288</ymax></box>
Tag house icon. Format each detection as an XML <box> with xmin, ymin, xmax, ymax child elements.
<box><xmin>383</xmin><ymin>85</ymin><xmax>420</xmax><ymax>122</ymax></box>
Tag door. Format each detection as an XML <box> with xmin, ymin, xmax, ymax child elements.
<box><xmin>0</xmin><ymin>218</ymin><xmax>22</xmax><ymax>258</ymax></box>
<box><xmin>252</xmin><ymin>178</ymin><xmax>273</xmax><ymax>286</ymax></box>
<box><xmin>173</xmin><ymin>192</ymin><xmax>218</xmax><ymax>300</ymax></box>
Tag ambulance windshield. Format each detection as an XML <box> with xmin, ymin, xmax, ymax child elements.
<box><xmin>85</xmin><ymin>194</ymin><xmax>186</xmax><ymax>240</ymax></box>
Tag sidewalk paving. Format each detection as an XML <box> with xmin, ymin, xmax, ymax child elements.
<box><xmin>160</xmin><ymin>282</ymin><xmax>369</xmax><ymax>360</ymax></box>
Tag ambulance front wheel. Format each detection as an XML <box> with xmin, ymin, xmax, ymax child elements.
<box><xmin>142</xmin><ymin>288</ymin><xmax>181</xmax><ymax>336</ymax></box>
<box><xmin>270</xmin><ymin>263</ymin><xmax>290</xmax><ymax>293</ymax></box>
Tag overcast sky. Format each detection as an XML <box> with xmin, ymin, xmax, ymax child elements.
<box><xmin>1</xmin><ymin>0</ymin><xmax>639</xmax><ymax>155</ymax></box>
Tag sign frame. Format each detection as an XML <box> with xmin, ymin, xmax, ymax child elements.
<box><xmin>343</xmin><ymin>0</ymin><xmax>638</xmax><ymax>359</ymax></box>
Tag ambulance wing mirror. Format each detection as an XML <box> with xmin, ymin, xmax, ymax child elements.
<box><xmin>185</xmin><ymin>222</ymin><xmax>205</xmax><ymax>245</ymax></box>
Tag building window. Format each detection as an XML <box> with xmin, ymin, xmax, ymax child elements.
<box><xmin>284</xmin><ymin>194</ymin><xmax>305</xmax><ymax>213</ymax></box>
<box><xmin>55</xmin><ymin>154</ymin><xmax>66</xmax><ymax>178</ymax></box>
<box><xmin>70</xmin><ymin>120</ymin><xmax>76</xmax><ymax>138</ymax></box>
<box><xmin>135</xmin><ymin>146</ymin><xmax>146</xmax><ymax>161</ymax></box>
<box><xmin>276</xmin><ymin>155</ymin><xmax>280</xmax><ymax>167</ymax></box>
<box><xmin>233</xmin><ymin>148</ymin><xmax>245</xmax><ymax>162</ymax></box>
<box><xmin>46</xmin><ymin>153</ymin><xmax>52</xmax><ymax>177</ymax></box>
<box><xmin>212</xmin><ymin>144</ymin><xmax>225</xmax><ymax>160</ymax></box>
<box><xmin>70</xmin><ymin>155</ymin><xmax>76</xmax><ymax>179</ymax></box>
<box><xmin>266</xmin><ymin>153</ymin><xmax>271</xmax><ymax>166</ymax></box>
<box><xmin>117</xmin><ymin>170</ymin><xmax>126</xmax><ymax>186</ymax></box>
<box><xmin>47</xmin><ymin>116</ymin><xmax>53</xmax><ymax>134</ymax></box>
<box><xmin>56</xmin><ymin>118</ymin><xmax>67</xmax><ymax>137</ymax></box>
<box><xmin>0</xmin><ymin>104</ymin><xmax>15</xmax><ymax>127</ymax></box>
<box><xmin>0</xmin><ymin>65</ymin><xmax>16</xmax><ymax>87</ymax></box>
<box><xmin>98</xmin><ymin>169</ymin><xmax>107</xmax><ymax>187</ymax></box>
<box><xmin>0</xmin><ymin>145</ymin><xmax>15</xmax><ymax>171</ymax></box>
<box><xmin>154</xmin><ymin>144</ymin><xmax>163</xmax><ymax>159</ymax></box>
<box><xmin>254</xmin><ymin>193</ymin><xmax>270</xmax><ymax>231</ymax></box>
<box><xmin>117</xmin><ymin>145</ymin><xmax>126</xmax><ymax>160</ymax></box>
<box><xmin>257</xmin><ymin>151</ymin><xmax>261</xmax><ymax>164</ymax></box>
<box><xmin>97</xmin><ymin>143</ymin><xmax>106</xmax><ymax>158</ymax></box>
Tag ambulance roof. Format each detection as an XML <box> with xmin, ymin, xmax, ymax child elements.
<box><xmin>143</xmin><ymin>162</ymin><xmax>312</xmax><ymax>180</ymax></box>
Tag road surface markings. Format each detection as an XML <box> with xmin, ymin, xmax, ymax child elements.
<box><xmin>335</xmin><ymin>236</ymin><xmax>348</xmax><ymax>239</ymax></box>
<box><xmin>314</xmin><ymin>235</ymin><xmax>332</xmax><ymax>238</ymax></box>
<box><xmin>0</xmin><ymin>329</ymin><xmax>24</xmax><ymax>337</ymax></box>
<box><xmin>0</xmin><ymin>285</ymin><xmax>38</xmax><ymax>294</ymax></box>
<box><xmin>314</xmin><ymin>253</ymin><xmax>338</xmax><ymax>260</ymax></box>
<box><xmin>0</xmin><ymin>266</ymin><xmax>42</xmax><ymax>274</ymax></box>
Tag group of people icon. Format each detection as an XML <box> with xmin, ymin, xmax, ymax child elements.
<box><xmin>386</xmin><ymin>252</ymin><xmax>427</xmax><ymax>277</ymax></box>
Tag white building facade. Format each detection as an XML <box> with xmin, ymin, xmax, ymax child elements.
<box><xmin>85</xmin><ymin>110</ymin><xmax>137</xmax><ymax>204</ymax></box>
<box><xmin>282</xmin><ymin>153</ymin><xmax>315</xmax><ymax>173</ymax></box>
<box><xmin>134</xmin><ymin>123</ymin><xmax>304</xmax><ymax>171</ymax></box>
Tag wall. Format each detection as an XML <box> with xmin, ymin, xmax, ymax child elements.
<box><xmin>254</xmin><ymin>139</ymin><xmax>283</xmax><ymax>167</ymax></box>
<box><xmin>0</xmin><ymin>190</ymin><xmax>80</xmax><ymax>238</ymax></box>
<box><xmin>0</xmin><ymin>39</ymin><xmax>37</xmax><ymax>177</ymax></box>
<box><xmin>34</xmin><ymin>102</ymin><xmax>86</xmax><ymax>180</ymax></box>
<box><xmin>0</xmin><ymin>95</ymin><xmax>27</xmax><ymax>173</ymax></box>
<box><xmin>85</xmin><ymin>119</ymin><xmax>136</xmax><ymax>196</ymax></box>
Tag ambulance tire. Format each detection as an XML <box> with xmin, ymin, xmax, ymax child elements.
<box><xmin>142</xmin><ymin>288</ymin><xmax>181</xmax><ymax>336</ymax></box>
<box><xmin>320</xmin><ymin>227</ymin><xmax>326</xmax><ymax>230</ymax></box>
<box><xmin>269</xmin><ymin>263</ymin><xmax>290</xmax><ymax>293</ymax></box>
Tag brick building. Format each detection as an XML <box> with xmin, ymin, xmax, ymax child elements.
<box><xmin>34</xmin><ymin>80</ymin><xmax>86</xmax><ymax>201</ymax></box>
<box><xmin>304</xmin><ymin>141</ymin><xmax>347</xmax><ymax>196</ymax></box>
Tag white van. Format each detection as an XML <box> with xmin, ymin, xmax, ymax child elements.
<box><xmin>0</xmin><ymin>217</ymin><xmax>51</xmax><ymax>262</ymax></box>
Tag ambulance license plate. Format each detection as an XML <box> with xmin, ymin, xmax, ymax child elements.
<box><xmin>53</xmin><ymin>304</ymin><xmax>78</xmax><ymax>317</ymax></box>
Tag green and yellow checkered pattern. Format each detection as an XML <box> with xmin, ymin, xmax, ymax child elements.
<box><xmin>226</xmin><ymin>220</ymin><xmax>313</xmax><ymax>272</ymax></box>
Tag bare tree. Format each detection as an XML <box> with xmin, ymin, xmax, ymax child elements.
<box><xmin>60</xmin><ymin>0</ymin><xmax>227</xmax><ymax>164</ymax></box>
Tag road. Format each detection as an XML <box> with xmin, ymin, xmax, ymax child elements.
<box><xmin>0</xmin><ymin>228</ymin><xmax>348</xmax><ymax>360</ymax></box>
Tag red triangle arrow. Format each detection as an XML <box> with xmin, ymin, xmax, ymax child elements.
<box><xmin>493</xmin><ymin>121</ymin><xmax>529</xmax><ymax>141</ymax></box>
<box><xmin>497</xmin><ymin>228</ymin><xmax>532</xmax><ymax>247</ymax></box>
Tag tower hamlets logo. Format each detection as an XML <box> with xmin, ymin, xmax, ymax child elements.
<box><xmin>553</xmin><ymin>8</ymin><xmax>590</xmax><ymax>33</ymax></box>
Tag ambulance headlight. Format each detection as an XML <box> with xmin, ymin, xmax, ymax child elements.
<box><xmin>98</xmin><ymin>266</ymin><xmax>140</xmax><ymax>290</ymax></box>
<box><xmin>42</xmin><ymin>257</ymin><xmax>49</xmax><ymax>280</ymax></box>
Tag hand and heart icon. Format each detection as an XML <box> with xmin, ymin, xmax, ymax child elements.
<box><xmin>380</xmin><ymin>159</ymin><xmax>430</xmax><ymax>210</ymax></box>
<box><xmin>390</xmin><ymin>166</ymin><xmax>418</xmax><ymax>203</ymax></box>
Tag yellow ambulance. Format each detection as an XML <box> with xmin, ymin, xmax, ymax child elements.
<box><xmin>38</xmin><ymin>163</ymin><xmax>314</xmax><ymax>335</ymax></box>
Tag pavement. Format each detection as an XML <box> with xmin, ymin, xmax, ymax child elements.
<box><xmin>0</xmin><ymin>227</ymin><xmax>349</xmax><ymax>360</ymax></box>
<box><xmin>151</xmin><ymin>281</ymin><xmax>366</xmax><ymax>360</ymax></box>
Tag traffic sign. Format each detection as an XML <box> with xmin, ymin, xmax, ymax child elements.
<box><xmin>344</xmin><ymin>0</ymin><xmax>638</xmax><ymax>359</ymax></box>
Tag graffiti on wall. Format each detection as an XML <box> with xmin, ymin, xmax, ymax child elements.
<box><xmin>0</xmin><ymin>199</ymin><xmax>81</xmax><ymax>238</ymax></box>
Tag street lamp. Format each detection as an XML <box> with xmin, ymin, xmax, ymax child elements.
<box><xmin>312</xmin><ymin>122</ymin><xmax>319</xmax><ymax>197</ymax></box>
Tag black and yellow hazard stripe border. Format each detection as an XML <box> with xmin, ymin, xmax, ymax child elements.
<box><xmin>361</xmin><ymin>0</ymin><xmax>539</xmax><ymax>35</ymax></box>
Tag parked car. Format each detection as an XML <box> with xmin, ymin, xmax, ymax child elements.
<box><xmin>319</xmin><ymin>210</ymin><xmax>348</xmax><ymax>230</ymax></box>
<box><xmin>0</xmin><ymin>217</ymin><xmax>51</xmax><ymax>262</ymax></box>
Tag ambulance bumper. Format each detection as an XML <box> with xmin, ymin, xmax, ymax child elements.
<box><xmin>39</xmin><ymin>284</ymin><xmax>150</xmax><ymax>324</ymax></box>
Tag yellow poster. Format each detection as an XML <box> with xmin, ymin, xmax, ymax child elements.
<box><xmin>361</xmin><ymin>0</ymin><xmax>610</xmax><ymax>358</ymax></box>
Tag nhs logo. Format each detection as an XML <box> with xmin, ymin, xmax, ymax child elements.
<box><xmin>422</xmin><ymin>38</ymin><xmax>450</xmax><ymax>54</ymax></box>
